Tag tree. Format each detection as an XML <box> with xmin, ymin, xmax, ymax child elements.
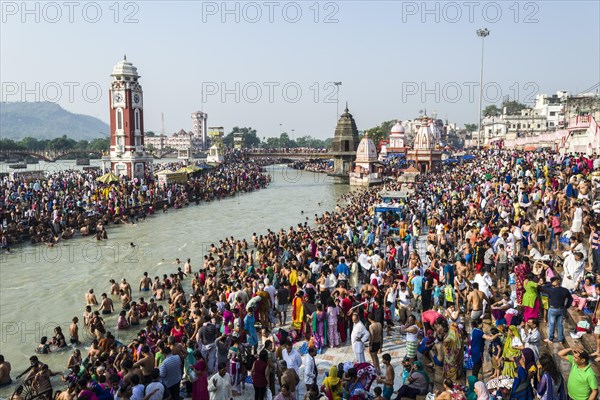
<box><xmin>464</xmin><ymin>123</ymin><xmax>478</xmax><ymax>133</ymax></box>
<box><xmin>223</xmin><ymin>126</ymin><xmax>261</xmax><ymax>148</ymax></box>
<box><xmin>145</xmin><ymin>131</ymin><xmax>156</xmax><ymax>137</ymax></box>
<box><xmin>20</xmin><ymin>137</ymin><xmax>42</xmax><ymax>151</ymax></box>
<box><xmin>502</xmin><ymin>100</ymin><xmax>528</xmax><ymax>115</ymax></box>
<box><xmin>362</xmin><ymin>120</ymin><xmax>397</xmax><ymax>143</ymax></box>
<box><xmin>88</xmin><ymin>138</ymin><xmax>109</xmax><ymax>152</ymax></box>
<box><xmin>483</xmin><ymin>105</ymin><xmax>501</xmax><ymax>117</ymax></box>
<box><xmin>279</xmin><ymin>132</ymin><xmax>291</xmax><ymax>148</ymax></box>
<box><xmin>265</xmin><ymin>137</ymin><xmax>280</xmax><ymax>148</ymax></box>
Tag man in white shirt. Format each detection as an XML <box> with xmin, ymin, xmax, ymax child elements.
<box><xmin>358</xmin><ymin>250</ymin><xmax>372</xmax><ymax>272</ymax></box>
<box><xmin>264</xmin><ymin>278</ymin><xmax>277</xmax><ymax>309</ymax></box>
<box><xmin>208</xmin><ymin>363</ymin><xmax>232</xmax><ymax>400</ymax></box>
<box><xmin>282</xmin><ymin>340</ymin><xmax>303</xmax><ymax>376</ymax></box>
<box><xmin>350</xmin><ymin>313</ymin><xmax>370</xmax><ymax>363</ymax></box>
<box><xmin>303</xmin><ymin>347</ymin><xmax>317</xmax><ymax>391</ymax></box>
<box><xmin>129</xmin><ymin>375</ymin><xmax>146</xmax><ymax>400</ymax></box>
<box><xmin>144</xmin><ymin>369</ymin><xmax>165</xmax><ymax>400</ymax></box>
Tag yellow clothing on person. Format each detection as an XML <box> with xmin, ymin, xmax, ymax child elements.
<box><xmin>501</xmin><ymin>325</ymin><xmax>522</xmax><ymax>378</ymax></box>
<box><xmin>322</xmin><ymin>366</ymin><xmax>343</xmax><ymax>400</ymax></box>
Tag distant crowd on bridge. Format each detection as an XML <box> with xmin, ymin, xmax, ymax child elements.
<box><xmin>245</xmin><ymin>147</ymin><xmax>330</xmax><ymax>154</ymax></box>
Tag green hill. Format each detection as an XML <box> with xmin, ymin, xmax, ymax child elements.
<box><xmin>0</xmin><ymin>102</ymin><xmax>109</xmax><ymax>141</ymax></box>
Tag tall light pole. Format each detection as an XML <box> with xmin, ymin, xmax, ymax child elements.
<box><xmin>476</xmin><ymin>28</ymin><xmax>490</xmax><ymax>149</ymax></box>
<box><xmin>334</xmin><ymin>82</ymin><xmax>342</xmax><ymax>118</ymax></box>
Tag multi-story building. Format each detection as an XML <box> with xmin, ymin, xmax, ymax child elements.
<box><xmin>144</xmin><ymin>129</ymin><xmax>203</xmax><ymax>153</ymax></box>
<box><xmin>191</xmin><ymin>111</ymin><xmax>208</xmax><ymax>150</ymax></box>
<box><xmin>496</xmin><ymin>91</ymin><xmax>600</xmax><ymax>154</ymax></box>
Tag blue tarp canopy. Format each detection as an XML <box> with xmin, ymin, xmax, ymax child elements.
<box><xmin>375</xmin><ymin>207</ymin><xmax>404</xmax><ymax>213</ymax></box>
<box><xmin>461</xmin><ymin>154</ymin><xmax>476</xmax><ymax>161</ymax></box>
<box><xmin>443</xmin><ymin>158</ymin><xmax>459</xmax><ymax>163</ymax></box>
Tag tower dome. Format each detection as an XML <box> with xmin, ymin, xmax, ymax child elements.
<box><xmin>355</xmin><ymin>135</ymin><xmax>378</xmax><ymax>163</ymax></box>
<box><xmin>111</xmin><ymin>55</ymin><xmax>140</xmax><ymax>79</ymax></box>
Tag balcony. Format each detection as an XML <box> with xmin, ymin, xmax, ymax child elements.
<box><xmin>568</xmin><ymin>115</ymin><xmax>591</xmax><ymax>129</ymax></box>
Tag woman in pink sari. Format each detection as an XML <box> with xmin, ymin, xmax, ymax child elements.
<box><xmin>571</xmin><ymin>276</ymin><xmax>597</xmax><ymax>310</ymax></box>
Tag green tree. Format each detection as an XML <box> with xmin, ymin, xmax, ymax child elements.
<box><xmin>483</xmin><ymin>105</ymin><xmax>501</xmax><ymax>117</ymax></box>
<box><xmin>265</xmin><ymin>137</ymin><xmax>280</xmax><ymax>148</ymax></box>
<box><xmin>502</xmin><ymin>100</ymin><xmax>528</xmax><ymax>115</ymax></box>
<box><xmin>88</xmin><ymin>138</ymin><xmax>109</xmax><ymax>152</ymax></box>
<box><xmin>464</xmin><ymin>123</ymin><xmax>478</xmax><ymax>133</ymax></box>
<box><xmin>145</xmin><ymin>131</ymin><xmax>156</xmax><ymax>137</ymax></box>
<box><xmin>363</xmin><ymin>120</ymin><xmax>397</xmax><ymax>143</ymax></box>
<box><xmin>223</xmin><ymin>126</ymin><xmax>260</xmax><ymax>148</ymax></box>
<box><xmin>20</xmin><ymin>137</ymin><xmax>42</xmax><ymax>151</ymax></box>
<box><xmin>279</xmin><ymin>132</ymin><xmax>292</xmax><ymax>148</ymax></box>
<box><xmin>0</xmin><ymin>139</ymin><xmax>25</xmax><ymax>150</ymax></box>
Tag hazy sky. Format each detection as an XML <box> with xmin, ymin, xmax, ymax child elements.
<box><xmin>2</xmin><ymin>1</ymin><xmax>599</xmax><ymax>139</ymax></box>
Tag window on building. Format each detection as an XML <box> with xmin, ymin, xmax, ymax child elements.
<box><xmin>537</xmin><ymin>124</ymin><xmax>541</xmax><ymax>128</ymax></box>
<box><xmin>550</xmin><ymin>111</ymin><xmax>556</xmax><ymax>116</ymax></box>
<box><xmin>117</xmin><ymin>109</ymin><xmax>123</xmax><ymax>130</ymax></box>
<box><xmin>343</xmin><ymin>140</ymin><xmax>349</xmax><ymax>152</ymax></box>
<box><xmin>135</xmin><ymin>110</ymin><xmax>140</xmax><ymax>130</ymax></box>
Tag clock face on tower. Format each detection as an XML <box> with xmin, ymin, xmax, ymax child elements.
<box><xmin>114</xmin><ymin>93</ymin><xmax>123</xmax><ymax>103</ymax></box>
<box><xmin>133</xmin><ymin>94</ymin><xmax>140</xmax><ymax>104</ymax></box>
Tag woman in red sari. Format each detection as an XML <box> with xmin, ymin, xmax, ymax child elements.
<box><xmin>191</xmin><ymin>350</ymin><xmax>208</xmax><ymax>400</ymax></box>
<box><xmin>514</xmin><ymin>258</ymin><xmax>531</xmax><ymax>306</ymax></box>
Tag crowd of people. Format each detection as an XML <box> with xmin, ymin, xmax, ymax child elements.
<box><xmin>0</xmin><ymin>151</ymin><xmax>270</xmax><ymax>249</ymax></box>
<box><xmin>1</xmin><ymin>148</ymin><xmax>600</xmax><ymax>400</ymax></box>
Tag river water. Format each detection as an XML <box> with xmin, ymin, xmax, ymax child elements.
<box><xmin>0</xmin><ymin>163</ymin><xmax>350</xmax><ymax>396</ymax></box>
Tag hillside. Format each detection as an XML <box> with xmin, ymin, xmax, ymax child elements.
<box><xmin>0</xmin><ymin>102</ymin><xmax>109</xmax><ymax>141</ymax></box>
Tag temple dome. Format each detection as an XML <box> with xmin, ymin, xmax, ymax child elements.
<box><xmin>413</xmin><ymin>116</ymin><xmax>437</xmax><ymax>150</ymax></box>
<box><xmin>356</xmin><ymin>136</ymin><xmax>378</xmax><ymax>163</ymax></box>
<box><xmin>391</xmin><ymin>121</ymin><xmax>405</xmax><ymax>135</ymax></box>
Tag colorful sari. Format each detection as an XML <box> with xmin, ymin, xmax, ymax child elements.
<box><xmin>443</xmin><ymin>323</ymin><xmax>462</xmax><ymax>380</ymax></box>
<box><xmin>311</xmin><ymin>311</ymin><xmax>328</xmax><ymax>350</ymax></box>
<box><xmin>522</xmin><ymin>281</ymin><xmax>540</xmax><ymax>322</ymax></box>
<box><xmin>291</xmin><ymin>296</ymin><xmax>304</xmax><ymax>331</ymax></box>
<box><xmin>514</xmin><ymin>263</ymin><xmax>531</xmax><ymax>305</ymax></box>
<box><xmin>502</xmin><ymin>326</ymin><xmax>522</xmax><ymax>378</ymax></box>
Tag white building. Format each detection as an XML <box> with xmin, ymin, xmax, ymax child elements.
<box><xmin>144</xmin><ymin>129</ymin><xmax>203</xmax><ymax>153</ymax></box>
<box><xmin>350</xmin><ymin>135</ymin><xmax>383</xmax><ymax>186</ymax></box>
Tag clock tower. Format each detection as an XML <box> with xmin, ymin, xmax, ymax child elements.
<box><xmin>101</xmin><ymin>55</ymin><xmax>153</xmax><ymax>180</ymax></box>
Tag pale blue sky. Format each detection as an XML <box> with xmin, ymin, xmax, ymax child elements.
<box><xmin>2</xmin><ymin>1</ymin><xmax>599</xmax><ymax>139</ymax></box>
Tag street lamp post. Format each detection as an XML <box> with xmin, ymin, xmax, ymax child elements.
<box><xmin>476</xmin><ymin>28</ymin><xmax>490</xmax><ymax>150</ymax></box>
<box><xmin>334</xmin><ymin>82</ymin><xmax>342</xmax><ymax>118</ymax></box>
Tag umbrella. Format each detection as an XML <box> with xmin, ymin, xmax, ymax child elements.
<box><xmin>96</xmin><ymin>172</ymin><xmax>120</xmax><ymax>183</ymax></box>
<box><xmin>523</xmin><ymin>145</ymin><xmax>536</xmax><ymax>151</ymax></box>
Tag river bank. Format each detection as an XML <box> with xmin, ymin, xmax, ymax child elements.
<box><xmin>0</xmin><ymin>165</ymin><xmax>350</xmax><ymax>398</ymax></box>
